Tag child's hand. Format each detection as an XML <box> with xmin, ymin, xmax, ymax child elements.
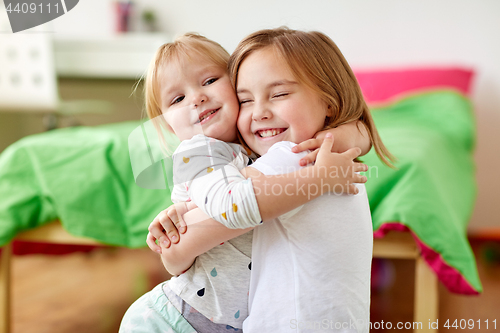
<box><xmin>293</xmin><ymin>130</ymin><xmax>353</xmax><ymax>166</ymax></box>
<box><xmin>291</xmin><ymin>137</ymin><xmax>325</xmax><ymax>166</ymax></box>
<box><xmin>146</xmin><ymin>201</ymin><xmax>197</xmax><ymax>253</ymax></box>
<box><xmin>292</xmin><ymin>121</ymin><xmax>371</xmax><ymax>166</ymax></box>
<box><xmin>313</xmin><ymin>133</ymin><xmax>368</xmax><ymax>195</ymax></box>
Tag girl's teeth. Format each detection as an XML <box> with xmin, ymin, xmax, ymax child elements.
<box><xmin>259</xmin><ymin>129</ymin><xmax>283</xmax><ymax>138</ymax></box>
<box><xmin>200</xmin><ymin>109</ymin><xmax>216</xmax><ymax>122</ymax></box>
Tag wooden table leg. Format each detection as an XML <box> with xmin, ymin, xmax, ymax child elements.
<box><xmin>414</xmin><ymin>256</ymin><xmax>439</xmax><ymax>332</ymax></box>
<box><xmin>0</xmin><ymin>243</ymin><xmax>12</xmax><ymax>333</ymax></box>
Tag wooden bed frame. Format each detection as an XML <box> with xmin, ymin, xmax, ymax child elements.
<box><xmin>0</xmin><ymin>221</ymin><xmax>438</xmax><ymax>333</ymax></box>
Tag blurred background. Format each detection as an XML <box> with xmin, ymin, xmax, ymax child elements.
<box><xmin>1</xmin><ymin>0</ymin><xmax>499</xmax><ymax>332</ymax></box>
<box><xmin>1</xmin><ymin>0</ymin><xmax>498</xmax><ymax>233</ymax></box>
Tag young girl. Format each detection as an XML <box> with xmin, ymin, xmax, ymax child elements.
<box><xmin>228</xmin><ymin>28</ymin><xmax>393</xmax><ymax>332</ymax></box>
<box><xmin>119</xmin><ymin>33</ymin><xmax>370</xmax><ymax>333</ymax></box>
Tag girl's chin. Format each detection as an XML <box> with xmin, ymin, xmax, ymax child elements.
<box><xmin>251</xmin><ymin>142</ymin><xmax>272</xmax><ymax>156</ymax></box>
<box><xmin>206</xmin><ymin>127</ymin><xmax>237</xmax><ymax>142</ymax></box>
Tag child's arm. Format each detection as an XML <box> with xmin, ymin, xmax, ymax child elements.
<box><xmin>155</xmin><ymin>136</ymin><xmax>365</xmax><ymax>272</ymax></box>
<box><xmin>159</xmin><ymin>134</ymin><xmax>361</xmax><ymax>274</ymax></box>
<box><xmin>148</xmin><ymin>134</ymin><xmax>366</xmax><ymax>251</ymax></box>
<box><xmin>149</xmin><ymin>133</ymin><xmax>366</xmax><ymax>258</ymax></box>
<box><xmin>180</xmin><ymin>135</ymin><xmax>367</xmax><ymax>231</ymax></box>
<box><xmin>241</xmin><ymin>135</ymin><xmax>366</xmax><ymax>222</ymax></box>
<box><xmin>245</xmin><ymin>121</ymin><xmax>370</xmax><ymax>220</ymax></box>
<box><xmin>158</xmin><ymin>207</ymin><xmax>253</xmax><ymax>276</ymax></box>
<box><xmin>292</xmin><ymin>120</ymin><xmax>371</xmax><ymax>166</ymax></box>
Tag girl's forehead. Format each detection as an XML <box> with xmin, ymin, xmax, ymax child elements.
<box><xmin>161</xmin><ymin>53</ymin><xmax>225</xmax><ymax>77</ymax></box>
<box><xmin>159</xmin><ymin>52</ymin><xmax>192</xmax><ymax>72</ymax></box>
<box><xmin>238</xmin><ymin>47</ymin><xmax>295</xmax><ymax>82</ymax></box>
<box><xmin>244</xmin><ymin>46</ymin><xmax>281</xmax><ymax>64</ymax></box>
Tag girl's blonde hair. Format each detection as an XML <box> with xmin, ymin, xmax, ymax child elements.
<box><xmin>228</xmin><ymin>27</ymin><xmax>395</xmax><ymax>167</ymax></box>
<box><xmin>144</xmin><ymin>33</ymin><xmax>230</xmax><ymax>151</ymax></box>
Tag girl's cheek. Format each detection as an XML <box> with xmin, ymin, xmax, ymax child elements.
<box><xmin>236</xmin><ymin>113</ymin><xmax>245</xmax><ymax>134</ymax></box>
<box><xmin>238</xmin><ymin>115</ymin><xmax>252</xmax><ymax>139</ymax></box>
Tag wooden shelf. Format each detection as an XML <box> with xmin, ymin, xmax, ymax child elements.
<box><xmin>54</xmin><ymin>33</ymin><xmax>170</xmax><ymax>79</ymax></box>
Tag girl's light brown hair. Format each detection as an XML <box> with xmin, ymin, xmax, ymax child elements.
<box><xmin>228</xmin><ymin>27</ymin><xmax>395</xmax><ymax>167</ymax></box>
<box><xmin>144</xmin><ymin>33</ymin><xmax>230</xmax><ymax>152</ymax></box>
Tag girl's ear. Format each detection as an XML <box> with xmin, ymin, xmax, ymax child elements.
<box><xmin>326</xmin><ymin>104</ymin><xmax>333</xmax><ymax>117</ymax></box>
<box><xmin>323</xmin><ymin>104</ymin><xmax>332</xmax><ymax>129</ymax></box>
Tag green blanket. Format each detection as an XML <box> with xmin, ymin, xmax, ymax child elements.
<box><xmin>0</xmin><ymin>121</ymin><xmax>171</xmax><ymax>248</ymax></box>
<box><xmin>0</xmin><ymin>90</ymin><xmax>481</xmax><ymax>293</ymax></box>
<box><xmin>363</xmin><ymin>90</ymin><xmax>481</xmax><ymax>294</ymax></box>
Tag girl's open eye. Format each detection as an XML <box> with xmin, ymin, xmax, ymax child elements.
<box><xmin>204</xmin><ymin>78</ymin><xmax>218</xmax><ymax>86</ymax></box>
<box><xmin>172</xmin><ymin>96</ymin><xmax>185</xmax><ymax>104</ymax></box>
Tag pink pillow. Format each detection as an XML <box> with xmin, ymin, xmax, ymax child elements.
<box><xmin>353</xmin><ymin>68</ymin><xmax>474</xmax><ymax>104</ymax></box>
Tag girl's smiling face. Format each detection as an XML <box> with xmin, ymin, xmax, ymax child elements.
<box><xmin>236</xmin><ymin>47</ymin><xmax>331</xmax><ymax>156</ymax></box>
<box><xmin>160</xmin><ymin>53</ymin><xmax>239</xmax><ymax>142</ymax></box>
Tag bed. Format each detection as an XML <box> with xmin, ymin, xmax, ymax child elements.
<box><xmin>0</xmin><ymin>68</ymin><xmax>481</xmax><ymax>333</ymax></box>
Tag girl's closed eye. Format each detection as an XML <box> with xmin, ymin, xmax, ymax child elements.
<box><xmin>237</xmin><ymin>93</ymin><xmax>252</xmax><ymax>105</ymax></box>
<box><xmin>239</xmin><ymin>98</ymin><xmax>252</xmax><ymax>105</ymax></box>
<box><xmin>273</xmin><ymin>92</ymin><xmax>289</xmax><ymax>99</ymax></box>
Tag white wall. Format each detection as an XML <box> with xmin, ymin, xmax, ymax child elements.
<box><xmin>52</xmin><ymin>0</ymin><xmax>500</xmax><ymax>231</ymax></box>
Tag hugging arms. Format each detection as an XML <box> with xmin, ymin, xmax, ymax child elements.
<box><xmin>149</xmin><ymin>122</ymin><xmax>370</xmax><ymax>275</ymax></box>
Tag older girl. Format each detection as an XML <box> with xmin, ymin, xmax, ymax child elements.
<box><xmin>229</xmin><ymin>28</ymin><xmax>393</xmax><ymax>332</ymax></box>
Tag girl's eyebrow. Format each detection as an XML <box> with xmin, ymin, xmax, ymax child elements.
<box><xmin>162</xmin><ymin>65</ymin><xmax>222</xmax><ymax>100</ymax></box>
<box><xmin>236</xmin><ymin>88</ymin><xmax>250</xmax><ymax>94</ymax></box>
<box><xmin>237</xmin><ymin>80</ymin><xmax>297</xmax><ymax>94</ymax></box>
<box><xmin>267</xmin><ymin>80</ymin><xmax>298</xmax><ymax>88</ymax></box>
<box><xmin>161</xmin><ymin>85</ymin><xmax>178</xmax><ymax>104</ymax></box>
<box><xmin>198</xmin><ymin>65</ymin><xmax>223</xmax><ymax>77</ymax></box>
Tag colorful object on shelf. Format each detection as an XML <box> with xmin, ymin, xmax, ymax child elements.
<box><xmin>115</xmin><ymin>1</ymin><xmax>133</xmax><ymax>33</ymax></box>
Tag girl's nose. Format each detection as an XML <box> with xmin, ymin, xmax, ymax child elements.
<box><xmin>192</xmin><ymin>93</ymin><xmax>208</xmax><ymax>107</ymax></box>
<box><xmin>252</xmin><ymin>103</ymin><xmax>272</xmax><ymax>121</ymax></box>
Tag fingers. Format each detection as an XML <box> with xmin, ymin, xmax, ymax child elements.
<box><xmin>148</xmin><ymin>217</ymin><xmax>171</xmax><ymax>248</ymax></box>
<box><xmin>292</xmin><ymin>138</ymin><xmax>322</xmax><ymax>153</ymax></box>
<box><xmin>172</xmin><ymin>201</ymin><xmax>196</xmax><ymax>234</ymax></box>
<box><xmin>176</xmin><ymin>203</ymin><xmax>189</xmax><ymax>234</ymax></box>
<box><xmin>348</xmin><ymin>184</ymin><xmax>360</xmax><ymax>195</ymax></box>
<box><xmin>186</xmin><ymin>201</ymin><xmax>198</xmax><ymax>211</ymax></box>
<box><xmin>299</xmin><ymin>149</ymin><xmax>319</xmax><ymax>166</ymax></box>
<box><xmin>342</xmin><ymin>146</ymin><xmax>362</xmax><ymax>159</ymax></box>
<box><xmin>146</xmin><ymin>200</ymin><xmax>193</xmax><ymax>254</ymax></box>
<box><xmin>177</xmin><ymin>219</ymin><xmax>187</xmax><ymax>234</ymax></box>
<box><xmin>314</xmin><ymin>130</ymin><xmax>327</xmax><ymax>140</ymax></box>
<box><xmin>353</xmin><ymin>173</ymin><xmax>368</xmax><ymax>184</ymax></box>
<box><xmin>163</xmin><ymin>209</ymin><xmax>181</xmax><ymax>244</ymax></box>
<box><xmin>354</xmin><ymin>162</ymin><xmax>369</xmax><ymax>173</ymax></box>
<box><xmin>318</xmin><ymin>133</ymin><xmax>334</xmax><ymax>156</ymax></box>
<box><xmin>146</xmin><ymin>232</ymin><xmax>162</xmax><ymax>254</ymax></box>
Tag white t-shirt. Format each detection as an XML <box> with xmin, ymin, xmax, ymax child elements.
<box><xmin>243</xmin><ymin>142</ymin><xmax>373</xmax><ymax>333</ymax></box>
